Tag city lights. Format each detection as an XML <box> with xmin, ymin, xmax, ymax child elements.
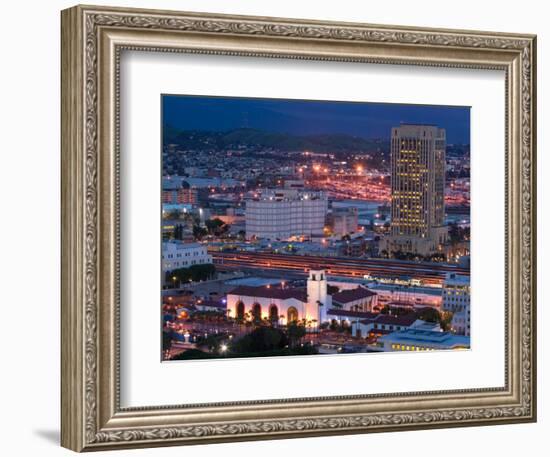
<box><xmin>161</xmin><ymin>95</ymin><xmax>470</xmax><ymax>361</ymax></box>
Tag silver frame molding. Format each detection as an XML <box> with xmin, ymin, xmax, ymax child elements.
<box><xmin>61</xmin><ymin>4</ymin><xmax>537</xmax><ymax>452</ymax></box>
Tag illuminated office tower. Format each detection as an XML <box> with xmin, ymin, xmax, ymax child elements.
<box><xmin>385</xmin><ymin>124</ymin><xmax>447</xmax><ymax>257</ymax></box>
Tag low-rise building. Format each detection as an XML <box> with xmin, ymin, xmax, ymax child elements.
<box><xmin>326</xmin><ymin>309</ymin><xmax>378</xmax><ymax>323</ymax></box>
<box><xmin>368</xmin><ymin>283</ymin><xmax>442</xmax><ymax>309</ymax></box>
<box><xmin>328</xmin><ymin>207</ymin><xmax>358</xmax><ymax>237</ymax></box>
<box><xmin>378</xmin><ymin>328</ymin><xmax>470</xmax><ymax>352</ymax></box>
<box><xmin>339</xmin><ymin>237</ymin><xmax>367</xmax><ymax>257</ymax></box>
<box><xmin>331</xmin><ymin>287</ymin><xmax>378</xmax><ymax>312</ymax></box>
<box><xmin>442</xmin><ymin>272</ymin><xmax>470</xmax><ymax>312</ymax></box>
<box><xmin>162</xmin><ymin>241</ymin><xmax>212</xmax><ymax>274</ymax></box>
<box><xmin>162</xmin><ymin>177</ymin><xmax>198</xmax><ymax>204</ymax></box>
<box><xmin>326</xmin><ymin>310</ymin><xmax>432</xmax><ymax>339</ymax></box>
<box><xmin>352</xmin><ymin>314</ymin><xmax>427</xmax><ymax>338</ymax></box>
<box><xmin>225</xmin><ymin>270</ymin><xmax>331</xmax><ymax>328</ymax></box>
<box><xmin>450</xmin><ymin>302</ymin><xmax>471</xmax><ymax>336</ymax></box>
<box><xmin>227</xmin><ymin>285</ymin><xmax>308</xmax><ymax>326</ymax></box>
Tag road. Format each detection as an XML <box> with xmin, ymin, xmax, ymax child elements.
<box><xmin>212</xmin><ymin>251</ymin><xmax>469</xmax><ymax>285</ymax></box>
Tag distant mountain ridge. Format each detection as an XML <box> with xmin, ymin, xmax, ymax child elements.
<box><xmin>163</xmin><ymin>127</ymin><xmax>389</xmax><ymax>155</ymax></box>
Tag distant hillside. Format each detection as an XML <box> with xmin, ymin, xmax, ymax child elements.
<box><xmin>163</xmin><ymin>127</ymin><xmax>389</xmax><ymax>155</ymax></box>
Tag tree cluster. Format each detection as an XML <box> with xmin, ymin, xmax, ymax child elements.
<box><xmin>166</xmin><ymin>263</ymin><xmax>216</xmax><ymax>284</ymax></box>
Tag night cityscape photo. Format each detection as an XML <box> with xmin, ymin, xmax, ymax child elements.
<box><xmin>161</xmin><ymin>95</ymin><xmax>471</xmax><ymax>361</ymax></box>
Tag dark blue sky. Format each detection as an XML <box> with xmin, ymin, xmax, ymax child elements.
<box><xmin>162</xmin><ymin>95</ymin><xmax>470</xmax><ymax>144</ymax></box>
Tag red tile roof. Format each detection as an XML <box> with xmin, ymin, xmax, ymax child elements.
<box><xmin>228</xmin><ymin>285</ymin><xmax>307</xmax><ymax>302</ymax></box>
<box><xmin>332</xmin><ymin>287</ymin><xmax>377</xmax><ymax>304</ymax></box>
<box><xmin>327</xmin><ymin>310</ymin><xmax>416</xmax><ymax>327</ymax></box>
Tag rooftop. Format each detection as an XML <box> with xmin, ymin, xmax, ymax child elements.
<box><xmin>379</xmin><ymin>329</ymin><xmax>470</xmax><ymax>347</ymax></box>
<box><xmin>248</xmin><ymin>188</ymin><xmax>326</xmax><ymax>203</ymax></box>
<box><xmin>444</xmin><ymin>272</ymin><xmax>470</xmax><ymax>286</ymax></box>
<box><xmin>329</xmin><ymin>310</ymin><xmax>421</xmax><ymax>328</ymax></box>
<box><xmin>162</xmin><ymin>241</ymin><xmax>203</xmax><ymax>250</ymax></box>
<box><xmin>228</xmin><ymin>285</ymin><xmax>307</xmax><ymax>302</ymax></box>
<box><xmin>332</xmin><ymin>287</ymin><xmax>377</xmax><ymax>304</ymax></box>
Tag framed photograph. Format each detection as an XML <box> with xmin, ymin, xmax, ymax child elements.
<box><xmin>61</xmin><ymin>4</ymin><xmax>537</xmax><ymax>451</ymax></box>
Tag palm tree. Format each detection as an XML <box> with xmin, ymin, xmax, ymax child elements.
<box><xmin>287</xmin><ymin>321</ymin><xmax>306</xmax><ymax>349</ymax></box>
<box><xmin>244</xmin><ymin>311</ymin><xmax>252</xmax><ymax>328</ymax></box>
<box><xmin>310</xmin><ymin>319</ymin><xmax>318</xmax><ymax>337</ymax></box>
<box><xmin>352</xmin><ymin>305</ymin><xmax>361</xmax><ymax>337</ymax></box>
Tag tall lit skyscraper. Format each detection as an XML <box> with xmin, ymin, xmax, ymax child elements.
<box><xmin>385</xmin><ymin>124</ymin><xmax>447</xmax><ymax>256</ymax></box>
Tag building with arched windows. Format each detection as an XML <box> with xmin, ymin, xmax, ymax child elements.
<box><xmin>227</xmin><ymin>286</ymin><xmax>307</xmax><ymax>325</ymax></box>
<box><xmin>226</xmin><ymin>270</ymin><xmax>331</xmax><ymax>327</ymax></box>
<box><xmin>225</xmin><ymin>270</ymin><xmax>377</xmax><ymax>329</ymax></box>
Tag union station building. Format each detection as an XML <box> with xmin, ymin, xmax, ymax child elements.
<box><xmin>225</xmin><ymin>270</ymin><xmax>378</xmax><ymax>328</ymax></box>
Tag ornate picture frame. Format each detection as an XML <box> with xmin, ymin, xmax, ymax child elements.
<box><xmin>61</xmin><ymin>4</ymin><xmax>536</xmax><ymax>451</ymax></box>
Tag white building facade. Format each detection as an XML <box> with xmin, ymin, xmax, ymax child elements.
<box><xmin>442</xmin><ymin>272</ymin><xmax>471</xmax><ymax>312</ymax></box>
<box><xmin>352</xmin><ymin>316</ymin><xmax>439</xmax><ymax>339</ymax></box>
<box><xmin>162</xmin><ymin>241</ymin><xmax>212</xmax><ymax>274</ymax></box>
<box><xmin>245</xmin><ymin>189</ymin><xmax>328</xmax><ymax>241</ymax></box>
<box><xmin>450</xmin><ymin>302</ymin><xmax>471</xmax><ymax>336</ymax></box>
<box><xmin>225</xmin><ymin>270</ymin><xmax>332</xmax><ymax>328</ymax></box>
